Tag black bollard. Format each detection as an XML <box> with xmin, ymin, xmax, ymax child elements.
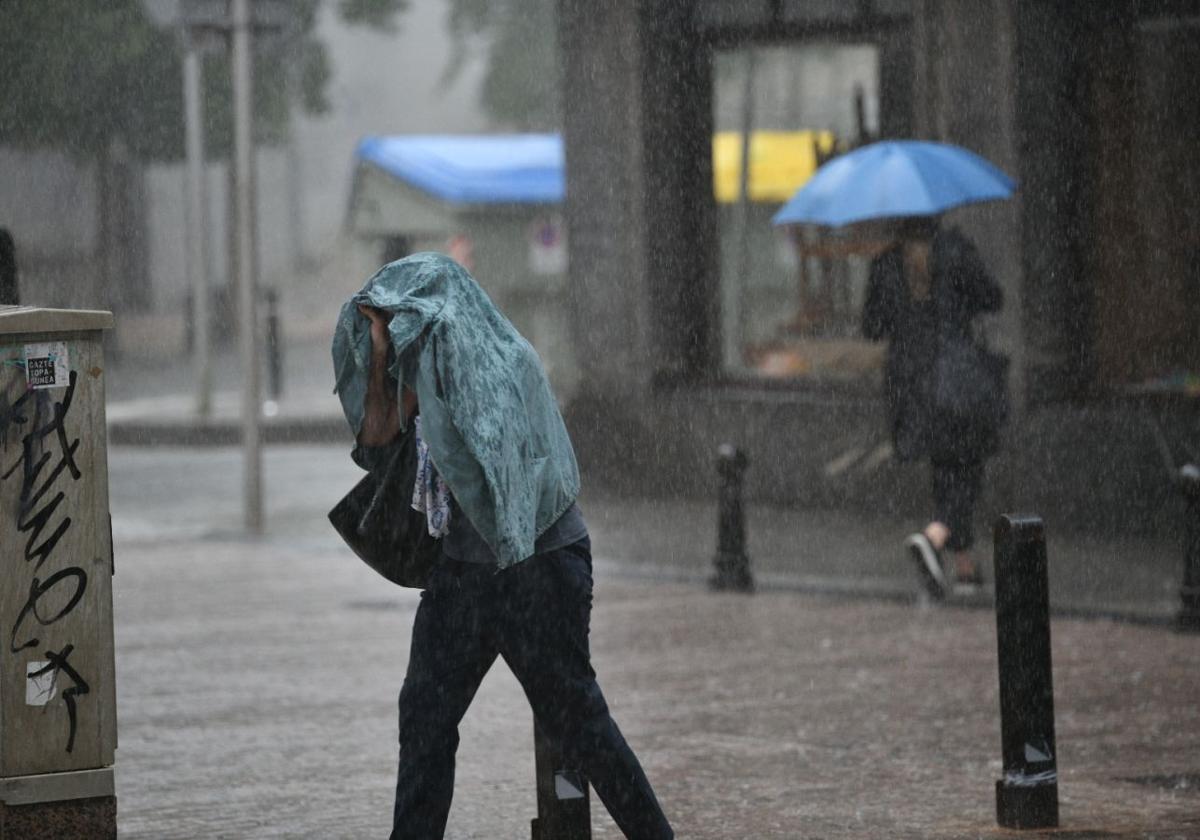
<box><xmin>264</xmin><ymin>288</ymin><xmax>284</xmax><ymax>400</ymax></box>
<box><xmin>530</xmin><ymin>718</ymin><xmax>591</xmax><ymax>840</ymax></box>
<box><xmin>709</xmin><ymin>443</ymin><xmax>754</xmax><ymax>592</ymax></box>
<box><xmin>1177</xmin><ymin>464</ymin><xmax>1200</xmax><ymax>632</ymax></box>
<box><xmin>993</xmin><ymin>514</ymin><xmax>1059</xmax><ymax>829</ymax></box>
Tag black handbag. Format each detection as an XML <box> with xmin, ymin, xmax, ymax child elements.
<box><xmin>933</xmin><ymin>331</ymin><xmax>1010</xmax><ymax>429</ymax></box>
<box><xmin>328</xmin><ymin>426</ymin><xmax>439</xmax><ymax>588</ymax></box>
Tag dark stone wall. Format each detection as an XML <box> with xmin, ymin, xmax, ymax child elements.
<box><xmin>1013</xmin><ymin>1</ymin><xmax>1094</xmax><ymax>401</ymax></box>
<box><xmin>557</xmin><ymin>0</ymin><xmax>653</xmax><ymax>397</ymax></box>
<box><xmin>637</xmin><ymin>0</ymin><xmax>719</xmax><ymax>385</ymax></box>
<box><xmin>565</xmin><ymin>382</ymin><xmax>1178</xmax><ymax>539</ymax></box>
<box><xmin>910</xmin><ymin>0</ymin><xmax>1026</xmax><ymax>409</ymax></box>
<box><xmin>556</xmin><ymin>0</ymin><xmax>1186</xmax><ymax>537</ymax></box>
<box><xmin>558</xmin><ymin>0</ymin><xmax>718</xmax><ymax>397</ymax></box>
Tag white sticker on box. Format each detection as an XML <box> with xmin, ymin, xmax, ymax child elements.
<box><xmin>23</xmin><ymin>341</ymin><xmax>70</xmax><ymax>389</ymax></box>
<box><xmin>26</xmin><ymin>661</ymin><xmax>57</xmax><ymax>706</ymax></box>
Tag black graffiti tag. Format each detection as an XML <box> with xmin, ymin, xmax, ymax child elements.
<box><xmin>2</xmin><ymin>367</ymin><xmax>91</xmax><ymax>754</ymax></box>
<box><xmin>10</xmin><ymin>567</ymin><xmax>88</xmax><ymax>654</ymax></box>
<box><xmin>27</xmin><ymin>644</ymin><xmax>91</xmax><ymax>753</ymax></box>
<box><xmin>1</xmin><ymin>371</ymin><xmax>82</xmax><ymax>572</ymax></box>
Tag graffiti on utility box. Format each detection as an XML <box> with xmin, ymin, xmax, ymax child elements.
<box><xmin>2</xmin><ymin>362</ymin><xmax>91</xmax><ymax>755</ymax></box>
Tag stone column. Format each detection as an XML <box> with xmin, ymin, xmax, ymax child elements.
<box><xmin>558</xmin><ymin>0</ymin><xmax>654</xmax><ymax>400</ymax></box>
<box><xmin>913</xmin><ymin>0</ymin><xmax>1025</xmax><ymax>413</ymax></box>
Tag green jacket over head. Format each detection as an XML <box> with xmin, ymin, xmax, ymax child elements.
<box><xmin>332</xmin><ymin>252</ymin><xmax>580</xmax><ymax>568</ymax></box>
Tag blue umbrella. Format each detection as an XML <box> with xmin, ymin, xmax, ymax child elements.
<box><xmin>771</xmin><ymin>139</ymin><xmax>1015</xmax><ymax>228</ymax></box>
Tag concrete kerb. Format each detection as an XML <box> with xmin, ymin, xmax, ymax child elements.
<box><xmin>604</xmin><ymin>559</ymin><xmax>1187</xmax><ymax>630</ymax></box>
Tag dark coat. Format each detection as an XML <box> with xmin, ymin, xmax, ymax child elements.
<box><xmin>861</xmin><ymin>226</ymin><xmax>1003</xmax><ymax>463</ymax></box>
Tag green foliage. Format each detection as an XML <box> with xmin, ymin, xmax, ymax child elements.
<box><xmin>0</xmin><ymin>0</ymin><xmax>184</xmax><ymax>159</ymax></box>
<box><xmin>445</xmin><ymin>0</ymin><xmax>560</xmax><ymax>131</ymax></box>
<box><xmin>0</xmin><ymin>0</ymin><xmax>406</xmax><ymax>161</ymax></box>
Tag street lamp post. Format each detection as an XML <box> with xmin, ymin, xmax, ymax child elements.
<box><xmin>179</xmin><ymin>0</ymin><xmax>291</xmax><ymax>534</ymax></box>
<box><xmin>181</xmin><ymin>29</ymin><xmax>214</xmax><ymax>418</ymax></box>
<box><xmin>230</xmin><ymin>0</ymin><xmax>262</xmax><ymax>533</ymax></box>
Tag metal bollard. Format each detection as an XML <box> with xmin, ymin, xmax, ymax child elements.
<box><xmin>709</xmin><ymin>443</ymin><xmax>754</xmax><ymax>592</ymax></box>
<box><xmin>530</xmin><ymin>718</ymin><xmax>591</xmax><ymax>840</ymax></box>
<box><xmin>264</xmin><ymin>288</ymin><xmax>283</xmax><ymax>400</ymax></box>
<box><xmin>993</xmin><ymin>514</ymin><xmax>1059</xmax><ymax>829</ymax></box>
<box><xmin>1176</xmin><ymin>464</ymin><xmax>1200</xmax><ymax>632</ymax></box>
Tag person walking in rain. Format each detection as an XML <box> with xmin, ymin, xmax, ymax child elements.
<box><xmin>862</xmin><ymin>216</ymin><xmax>1005</xmax><ymax>598</ymax></box>
<box><xmin>332</xmin><ymin>253</ymin><xmax>674</xmax><ymax>840</ymax></box>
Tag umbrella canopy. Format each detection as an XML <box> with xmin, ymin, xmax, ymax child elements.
<box><xmin>771</xmin><ymin>140</ymin><xmax>1015</xmax><ymax>228</ymax></box>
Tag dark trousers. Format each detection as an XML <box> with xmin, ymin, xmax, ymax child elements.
<box><xmin>390</xmin><ymin>537</ymin><xmax>673</xmax><ymax>840</ymax></box>
<box><xmin>931</xmin><ymin>456</ymin><xmax>985</xmax><ymax>551</ymax></box>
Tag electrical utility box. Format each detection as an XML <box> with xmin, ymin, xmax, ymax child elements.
<box><xmin>0</xmin><ymin>306</ymin><xmax>117</xmax><ymax>838</ymax></box>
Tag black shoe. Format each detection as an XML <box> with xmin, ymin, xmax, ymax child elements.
<box><xmin>905</xmin><ymin>532</ymin><xmax>947</xmax><ymax>600</ymax></box>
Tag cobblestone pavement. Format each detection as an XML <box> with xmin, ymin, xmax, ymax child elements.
<box><xmin>108</xmin><ymin>447</ymin><xmax>1200</xmax><ymax>839</ymax></box>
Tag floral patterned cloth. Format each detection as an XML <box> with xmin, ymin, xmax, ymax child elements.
<box><xmin>411</xmin><ymin>415</ymin><xmax>451</xmax><ymax>538</ymax></box>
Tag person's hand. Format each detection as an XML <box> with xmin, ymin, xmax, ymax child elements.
<box><xmin>357</xmin><ymin>303</ymin><xmax>392</xmax><ymax>359</ymax></box>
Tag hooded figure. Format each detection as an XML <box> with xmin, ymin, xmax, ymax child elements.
<box><xmin>332</xmin><ymin>252</ymin><xmax>580</xmax><ymax>568</ymax></box>
<box><xmin>333</xmin><ymin>253</ymin><xmax>674</xmax><ymax>840</ymax></box>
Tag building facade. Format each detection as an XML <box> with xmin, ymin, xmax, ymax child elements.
<box><xmin>556</xmin><ymin>0</ymin><xmax>1200</xmax><ymax>533</ymax></box>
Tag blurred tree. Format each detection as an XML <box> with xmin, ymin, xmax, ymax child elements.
<box><xmin>0</xmin><ymin>0</ymin><xmax>185</xmax><ymax>159</ymax></box>
<box><xmin>0</xmin><ymin>0</ymin><xmax>406</xmax><ymax>310</ymax></box>
<box><xmin>445</xmin><ymin>0</ymin><xmax>560</xmax><ymax>130</ymax></box>
<box><xmin>0</xmin><ymin>0</ymin><xmax>409</xmax><ymax>161</ymax></box>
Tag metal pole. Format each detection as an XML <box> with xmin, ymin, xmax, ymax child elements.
<box><xmin>183</xmin><ymin>37</ymin><xmax>214</xmax><ymax>417</ymax></box>
<box><xmin>731</xmin><ymin>48</ymin><xmax>756</xmax><ymax>370</ymax></box>
<box><xmin>232</xmin><ymin>0</ymin><xmax>262</xmax><ymax>533</ymax></box>
<box><xmin>1176</xmin><ymin>464</ymin><xmax>1200</xmax><ymax>632</ymax></box>
<box><xmin>709</xmin><ymin>443</ymin><xmax>754</xmax><ymax>592</ymax></box>
<box><xmin>993</xmin><ymin>514</ymin><xmax>1059</xmax><ymax>829</ymax></box>
<box><xmin>530</xmin><ymin>717</ymin><xmax>591</xmax><ymax>840</ymax></box>
<box><xmin>285</xmin><ymin>55</ymin><xmax>305</xmax><ymax>271</ymax></box>
<box><xmin>265</xmin><ymin>288</ymin><xmax>283</xmax><ymax>401</ymax></box>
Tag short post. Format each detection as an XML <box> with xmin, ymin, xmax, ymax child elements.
<box><xmin>530</xmin><ymin>718</ymin><xmax>590</xmax><ymax>840</ymax></box>
<box><xmin>1176</xmin><ymin>464</ymin><xmax>1200</xmax><ymax>632</ymax></box>
<box><xmin>993</xmin><ymin>514</ymin><xmax>1059</xmax><ymax>829</ymax></box>
<box><xmin>264</xmin><ymin>287</ymin><xmax>283</xmax><ymax>401</ymax></box>
<box><xmin>709</xmin><ymin>444</ymin><xmax>754</xmax><ymax>592</ymax></box>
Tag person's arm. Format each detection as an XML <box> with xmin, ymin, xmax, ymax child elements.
<box><xmin>357</xmin><ymin>304</ymin><xmax>402</xmax><ymax>447</ymax></box>
<box><xmin>948</xmin><ymin>230</ymin><xmax>1003</xmax><ymax>315</ymax></box>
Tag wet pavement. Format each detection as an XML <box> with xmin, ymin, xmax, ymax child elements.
<box><xmin>107</xmin><ymin>444</ymin><xmax>1200</xmax><ymax>839</ymax></box>
<box><xmin>99</xmin><ymin>323</ymin><xmax>1200</xmax><ymax>837</ymax></box>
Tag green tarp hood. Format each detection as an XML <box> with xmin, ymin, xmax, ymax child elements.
<box><xmin>332</xmin><ymin>252</ymin><xmax>580</xmax><ymax>568</ymax></box>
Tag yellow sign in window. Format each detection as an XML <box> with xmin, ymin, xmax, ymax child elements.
<box><xmin>712</xmin><ymin>130</ymin><xmax>838</xmax><ymax>204</ymax></box>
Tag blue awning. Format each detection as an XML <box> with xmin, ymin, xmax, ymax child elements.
<box><xmin>355</xmin><ymin>134</ymin><xmax>564</xmax><ymax>205</ymax></box>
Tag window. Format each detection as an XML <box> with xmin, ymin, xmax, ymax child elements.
<box><xmin>713</xmin><ymin>43</ymin><xmax>886</xmax><ymax>387</ymax></box>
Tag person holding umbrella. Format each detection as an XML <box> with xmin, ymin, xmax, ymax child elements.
<box><xmin>773</xmin><ymin>140</ymin><xmax>1014</xmax><ymax>598</ymax></box>
<box><xmin>861</xmin><ymin>215</ymin><xmax>1004</xmax><ymax>596</ymax></box>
